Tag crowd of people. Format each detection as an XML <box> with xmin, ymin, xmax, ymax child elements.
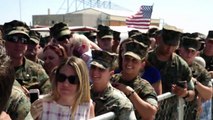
<box><xmin>0</xmin><ymin>19</ymin><xmax>213</xmax><ymax>120</ymax></box>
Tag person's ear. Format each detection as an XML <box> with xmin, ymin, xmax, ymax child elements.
<box><xmin>110</xmin><ymin>70</ymin><xmax>114</xmax><ymax>76</ymax></box>
<box><xmin>141</xmin><ymin>60</ymin><xmax>146</xmax><ymax>69</ymax></box>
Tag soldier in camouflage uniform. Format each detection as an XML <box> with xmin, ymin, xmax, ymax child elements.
<box><xmin>90</xmin><ymin>50</ymin><xmax>136</xmax><ymax>120</ymax></box>
<box><xmin>111</xmin><ymin>41</ymin><xmax>158</xmax><ymax>120</ymax></box>
<box><xmin>5</xmin><ymin>80</ymin><xmax>33</xmax><ymax>120</ymax></box>
<box><xmin>200</xmin><ymin>30</ymin><xmax>213</xmax><ymax>120</ymax></box>
<box><xmin>200</xmin><ymin>30</ymin><xmax>213</xmax><ymax>77</ymax></box>
<box><xmin>178</xmin><ymin>36</ymin><xmax>212</xmax><ymax>120</ymax></box>
<box><xmin>3</xmin><ymin>20</ymin><xmax>51</xmax><ymax>94</ymax></box>
<box><xmin>25</xmin><ymin>30</ymin><xmax>44</xmax><ymax>66</ymax></box>
<box><xmin>49</xmin><ymin>22</ymin><xmax>72</xmax><ymax>55</ymax></box>
<box><xmin>0</xmin><ymin>45</ymin><xmax>13</xmax><ymax>120</ymax></box>
<box><xmin>147</xmin><ymin>25</ymin><xmax>195</xmax><ymax>100</ymax></box>
<box><xmin>0</xmin><ymin>45</ymin><xmax>33</xmax><ymax>120</ymax></box>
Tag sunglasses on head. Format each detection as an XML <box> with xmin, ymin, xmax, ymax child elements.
<box><xmin>56</xmin><ymin>73</ymin><xmax>79</xmax><ymax>84</ymax></box>
<box><xmin>7</xmin><ymin>35</ymin><xmax>28</xmax><ymax>44</ymax></box>
<box><xmin>57</xmin><ymin>35</ymin><xmax>70</xmax><ymax>41</ymax></box>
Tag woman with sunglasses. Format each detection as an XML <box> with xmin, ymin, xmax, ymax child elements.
<box><xmin>31</xmin><ymin>56</ymin><xmax>95</xmax><ymax>120</ymax></box>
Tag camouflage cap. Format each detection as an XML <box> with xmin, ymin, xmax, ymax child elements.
<box><xmin>97</xmin><ymin>25</ymin><xmax>110</xmax><ymax>31</ymax></box>
<box><xmin>148</xmin><ymin>27</ymin><xmax>159</xmax><ymax>37</ymax></box>
<box><xmin>3</xmin><ymin>20</ymin><xmax>30</xmax><ymax>39</ymax></box>
<box><xmin>130</xmin><ymin>33</ymin><xmax>151</xmax><ymax>46</ymax></box>
<box><xmin>100</xmin><ymin>29</ymin><xmax>113</xmax><ymax>39</ymax></box>
<box><xmin>180</xmin><ymin>37</ymin><xmax>201</xmax><ymax>51</ymax></box>
<box><xmin>49</xmin><ymin>22</ymin><xmax>71</xmax><ymax>39</ymax></box>
<box><xmin>113</xmin><ymin>30</ymin><xmax>121</xmax><ymax>41</ymax></box>
<box><xmin>29</xmin><ymin>30</ymin><xmax>41</xmax><ymax>44</ymax></box>
<box><xmin>206</xmin><ymin>30</ymin><xmax>213</xmax><ymax>40</ymax></box>
<box><xmin>128</xmin><ymin>30</ymin><xmax>140</xmax><ymax>37</ymax></box>
<box><xmin>84</xmin><ymin>31</ymin><xmax>97</xmax><ymax>38</ymax></box>
<box><xmin>91</xmin><ymin>50</ymin><xmax>117</xmax><ymax>69</ymax></box>
<box><xmin>124</xmin><ymin>41</ymin><xmax>148</xmax><ymax>60</ymax></box>
<box><xmin>162</xmin><ymin>25</ymin><xmax>182</xmax><ymax>46</ymax></box>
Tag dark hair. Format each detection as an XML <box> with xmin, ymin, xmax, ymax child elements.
<box><xmin>0</xmin><ymin>45</ymin><xmax>15</xmax><ymax>112</ymax></box>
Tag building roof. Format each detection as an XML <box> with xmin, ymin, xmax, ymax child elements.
<box><xmin>71</xmin><ymin>8</ymin><xmax>134</xmax><ymax>17</ymax></box>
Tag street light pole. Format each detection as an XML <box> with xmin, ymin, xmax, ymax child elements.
<box><xmin>19</xmin><ymin>0</ymin><xmax>22</xmax><ymax>20</ymax></box>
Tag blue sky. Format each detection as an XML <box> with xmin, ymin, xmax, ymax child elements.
<box><xmin>0</xmin><ymin>0</ymin><xmax>212</xmax><ymax>34</ymax></box>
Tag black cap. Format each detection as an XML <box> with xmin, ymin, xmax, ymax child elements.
<box><xmin>206</xmin><ymin>30</ymin><xmax>213</xmax><ymax>40</ymax></box>
<box><xmin>113</xmin><ymin>30</ymin><xmax>120</xmax><ymax>41</ymax></box>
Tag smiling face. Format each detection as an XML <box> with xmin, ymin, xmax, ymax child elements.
<box><xmin>122</xmin><ymin>55</ymin><xmax>143</xmax><ymax>77</ymax></box>
<box><xmin>89</xmin><ymin>65</ymin><xmax>113</xmax><ymax>89</ymax></box>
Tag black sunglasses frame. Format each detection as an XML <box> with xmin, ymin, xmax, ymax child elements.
<box><xmin>7</xmin><ymin>35</ymin><xmax>28</xmax><ymax>44</ymax></box>
<box><xmin>56</xmin><ymin>73</ymin><xmax>79</xmax><ymax>85</ymax></box>
<box><xmin>57</xmin><ymin>35</ymin><xmax>70</xmax><ymax>41</ymax></box>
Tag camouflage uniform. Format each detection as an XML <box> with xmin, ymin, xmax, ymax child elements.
<box><xmin>15</xmin><ymin>57</ymin><xmax>51</xmax><ymax>94</ymax></box>
<box><xmin>148</xmin><ymin>52</ymin><xmax>194</xmax><ymax>93</ymax></box>
<box><xmin>200</xmin><ymin>52</ymin><xmax>213</xmax><ymax>71</ymax></box>
<box><xmin>5</xmin><ymin>80</ymin><xmax>33</xmax><ymax>120</ymax></box>
<box><xmin>35</xmin><ymin>58</ymin><xmax>44</xmax><ymax>67</ymax></box>
<box><xmin>147</xmin><ymin>25</ymin><xmax>194</xmax><ymax>93</ymax></box>
<box><xmin>90</xmin><ymin>50</ymin><xmax>136</xmax><ymax>120</ymax></box>
<box><xmin>200</xmin><ymin>30</ymin><xmax>213</xmax><ymax>120</ymax></box>
<box><xmin>111</xmin><ymin>74</ymin><xmax>158</xmax><ymax>120</ymax></box>
<box><xmin>91</xmin><ymin>84</ymin><xmax>136</xmax><ymax>120</ymax></box>
<box><xmin>184</xmin><ymin>61</ymin><xmax>212</xmax><ymax>120</ymax></box>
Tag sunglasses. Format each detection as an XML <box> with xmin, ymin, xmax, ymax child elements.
<box><xmin>7</xmin><ymin>35</ymin><xmax>28</xmax><ymax>44</ymax></box>
<box><xmin>57</xmin><ymin>35</ymin><xmax>70</xmax><ymax>41</ymax></box>
<box><xmin>56</xmin><ymin>73</ymin><xmax>79</xmax><ymax>84</ymax></box>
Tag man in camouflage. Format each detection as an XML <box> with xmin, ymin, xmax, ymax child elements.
<box><xmin>178</xmin><ymin>36</ymin><xmax>212</xmax><ymax>120</ymax></box>
<box><xmin>5</xmin><ymin>80</ymin><xmax>33</xmax><ymax>120</ymax></box>
<box><xmin>200</xmin><ymin>30</ymin><xmax>213</xmax><ymax>120</ymax></box>
<box><xmin>147</xmin><ymin>25</ymin><xmax>195</xmax><ymax>99</ymax></box>
<box><xmin>3</xmin><ymin>20</ymin><xmax>51</xmax><ymax>94</ymax></box>
<box><xmin>200</xmin><ymin>30</ymin><xmax>213</xmax><ymax>77</ymax></box>
<box><xmin>90</xmin><ymin>50</ymin><xmax>136</xmax><ymax>120</ymax></box>
<box><xmin>111</xmin><ymin>41</ymin><xmax>158</xmax><ymax>120</ymax></box>
<box><xmin>25</xmin><ymin>30</ymin><xmax>44</xmax><ymax>66</ymax></box>
<box><xmin>0</xmin><ymin>45</ymin><xmax>33</xmax><ymax>120</ymax></box>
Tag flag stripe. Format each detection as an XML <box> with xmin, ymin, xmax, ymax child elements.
<box><xmin>126</xmin><ymin>5</ymin><xmax>153</xmax><ymax>30</ymax></box>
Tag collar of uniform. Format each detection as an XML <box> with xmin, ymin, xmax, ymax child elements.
<box><xmin>91</xmin><ymin>84</ymin><xmax>114</xmax><ymax>99</ymax></box>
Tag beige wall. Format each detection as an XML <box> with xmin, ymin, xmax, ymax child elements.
<box><xmin>33</xmin><ymin>14</ymin><xmax>65</xmax><ymax>26</ymax></box>
<box><xmin>32</xmin><ymin>9</ymin><xmax>160</xmax><ymax>28</ymax></box>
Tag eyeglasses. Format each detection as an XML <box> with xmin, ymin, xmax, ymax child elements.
<box><xmin>56</xmin><ymin>73</ymin><xmax>79</xmax><ymax>84</ymax></box>
<box><xmin>57</xmin><ymin>35</ymin><xmax>70</xmax><ymax>41</ymax></box>
<box><xmin>7</xmin><ymin>35</ymin><xmax>28</xmax><ymax>44</ymax></box>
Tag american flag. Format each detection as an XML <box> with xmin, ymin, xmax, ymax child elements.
<box><xmin>126</xmin><ymin>5</ymin><xmax>153</xmax><ymax>29</ymax></box>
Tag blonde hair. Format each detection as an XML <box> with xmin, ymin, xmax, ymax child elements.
<box><xmin>49</xmin><ymin>56</ymin><xmax>91</xmax><ymax>119</ymax></box>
